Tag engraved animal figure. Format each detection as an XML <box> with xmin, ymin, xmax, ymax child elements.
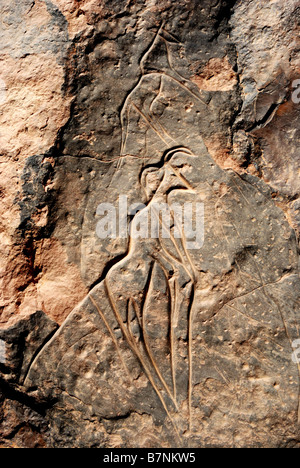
<box><xmin>23</xmin><ymin>25</ymin><xmax>300</xmax><ymax>446</ymax></box>
<box><xmin>90</xmin><ymin>147</ymin><xmax>200</xmax><ymax>436</ymax></box>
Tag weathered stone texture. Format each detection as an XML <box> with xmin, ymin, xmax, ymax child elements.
<box><xmin>0</xmin><ymin>0</ymin><xmax>300</xmax><ymax>448</ymax></box>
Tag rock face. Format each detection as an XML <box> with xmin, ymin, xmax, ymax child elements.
<box><xmin>0</xmin><ymin>0</ymin><xmax>300</xmax><ymax>448</ymax></box>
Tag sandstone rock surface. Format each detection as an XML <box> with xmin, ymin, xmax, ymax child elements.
<box><xmin>0</xmin><ymin>0</ymin><xmax>300</xmax><ymax>448</ymax></box>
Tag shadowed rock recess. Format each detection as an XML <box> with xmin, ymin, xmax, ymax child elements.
<box><xmin>0</xmin><ymin>0</ymin><xmax>300</xmax><ymax>448</ymax></box>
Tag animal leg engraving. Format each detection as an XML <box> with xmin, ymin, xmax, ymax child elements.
<box><xmin>89</xmin><ymin>295</ymin><xmax>132</xmax><ymax>381</ymax></box>
<box><xmin>104</xmin><ymin>278</ymin><xmax>182</xmax><ymax>441</ymax></box>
